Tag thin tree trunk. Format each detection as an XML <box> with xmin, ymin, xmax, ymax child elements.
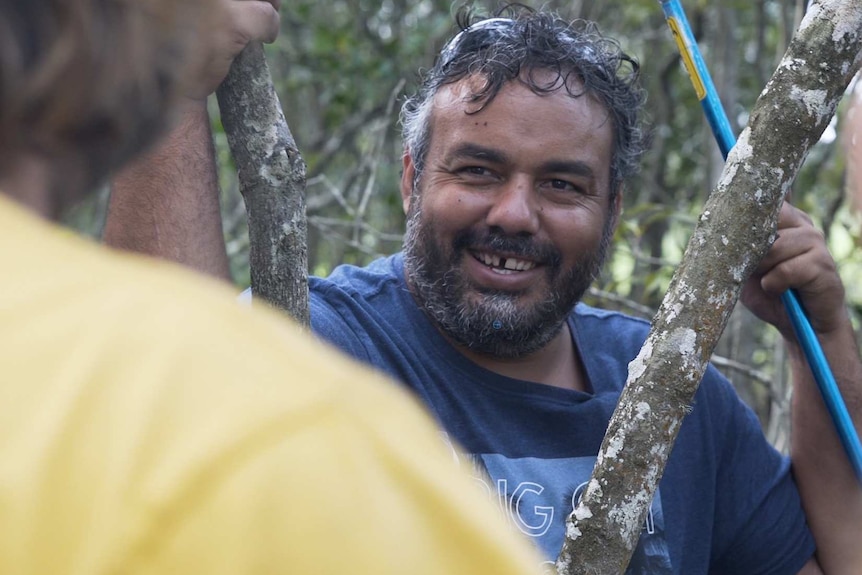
<box><xmin>216</xmin><ymin>43</ymin><xmax>309</xmax><ymax>326</ymax></box>
<box><xmin>557</xmin><ymin>1</ymin><xmax>862</xmax><ymax>572</ymax></box>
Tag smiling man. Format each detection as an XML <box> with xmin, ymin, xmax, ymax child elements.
<box><xmin>401</xmin><ymin>71</ymin><xmax>617</xmax><ymax>378</ymax></box>
<box><xmin>106</xmin><ymin>4</ymin><xmax>862</xmax><ymax>573</ymax></box>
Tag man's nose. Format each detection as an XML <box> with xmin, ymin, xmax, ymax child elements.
<box><xmin>484</xmin><ymin>175</ymin><xmax>540</xmax><ymax>235</ymax></box>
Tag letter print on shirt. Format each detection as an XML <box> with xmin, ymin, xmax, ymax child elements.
<box><xmin>478</xmin><ymin>453</ymin><xmax>673</xmax><ymax>573</ymax></box>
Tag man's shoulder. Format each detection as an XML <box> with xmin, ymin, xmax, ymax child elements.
<box><xmin>308</xmin><ymin>253</ymin><xmax>423</xmax><ymax>356</ymax></box>
<box><xmin>309</xmin><ymin>253</ymin><xmax>411</xmax><ymax>320</ymax></box>
<box><xmin>572</xmin><ymin>302</ymin><xmax>737</xmax><ymax>403</ymax></box>
<box><xmin>573</xmin><ymin>302</ymin><xmax>651</xmax><ymax>327</ymax></box>
<box><xmin>572</xmin><ymin>302</ymin><xmax>652</xmax><ymax>350</ymax></box>
<box><xmin>310</xmin><ymin>253</ymin><xmax>402</xmax><ymax>297</ymax></box>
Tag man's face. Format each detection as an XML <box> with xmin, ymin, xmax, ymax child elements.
<box><xmin>401</xmin><ymin>74</ymin><xmax>619</xmax><ymax>358</ymax></box>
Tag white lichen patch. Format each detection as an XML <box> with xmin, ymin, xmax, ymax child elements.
<box><xmin>833</xmin><ymin>5</ymin><xmax>862</xmax><ymax>43</ymax></box>
<box><xmin>261</xmin><ymin>162</ymin><xmax>283</xmax><ymax>187</ymax></box>
<box><xmin>797</xmin><ymin>1</ymin><xmax>821</xmax><ymax>34</ymax></box>
<box><xmin>666</xmin><ymin>279</ymin><xmax>697</xmax><ymax>317</ymax></box>
<box><xmin>730</xmin><ymin>264</ymin><xmax>747</xmax><ymax>283</ymax></box>
<box><xmin>573</xmin><ymin>505</ymin><xmax>593</xmax><ymax>521</ymax></box>
<box><xmin>722</xmin><ymin>128</ymin><xmax>753</xmax><ymax>187</ymax></box>
<box><xmin>608</xmin><ymin>483</ymin><xmax>656</xmax><ymax>541</ymax></box>
<box><xmin>566</xmin><ymin>523</ymin><xmax>583</xmax><ymax>540</ymax></box>
<box><xmin>708</xmin><ymin>291</ymin><xmax>733</xmax><ymax>308</ymax></box>
<box><xmin>650</xmin><ymin>442</ymin><xmax>669</xmax><ymax>458</ymax></box>
<box><xmin>605</xmin><ymin>433</ymin><xmax>625</xmax><ymax>460</ymax></box>
<box><xmin>635</xmin><ymin>402</ymin><xmax>651</xmax><ymax>421</ymax></box>
<box><xmin>626</xmin><ymin>339</ymin><xmax>653</xmax><ymax>383</ymax></box>
<box><xmin>779</xmin><ymin>57</ymin><xmax>807</xmax><ymax>73</ymax></box>
<box><xmin>770</xmin><ymin>165</ymin><xmax>785</xmax><ymax>182</ymax></box>
<box><xmin>790</xmin><ymin>86</ymin><xmax>829</xmax><ymax>122</ymax></box>
<box><xmin>666</xmin><ymin>327</ymin><xmax>697</xmax><ymax>358</ymax></box>
<box><xmin>680</xmin><ymin>281</ymin><xmax>697</xmax><ymax>304</ymax></box>
<box><xmin>581</xmin><ymin>478</ymin><xmax>603</xmax><ymax>502</ymax></box>
<box><xmin>665</xmin><ymin>302</ymin><xmax>683</xmax><ymax>323</ymax></box>
<box><xmin>721</xmin><ymin>235</ymin><xmax>729</xmax><ymax>246</ymax></box>
<box><xmin>716</xmin><ymin>162</ymin><xmax>738</xmax><ymax>191</ymax></box>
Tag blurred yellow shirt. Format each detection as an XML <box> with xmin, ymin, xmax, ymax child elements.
<box><xmin>0</xmin><ymin>195</ymin><xmax>543</xmax><ymax>574</ymax></box>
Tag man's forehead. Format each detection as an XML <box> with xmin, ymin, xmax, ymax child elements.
<box><xmin>430</xmin><ymin>73</ymin><xmax>611</xmax><ymax>136</ymax></box>
<box><xmin>432</xmin><ymin>71</ymin><xmax>598</xmax><ymax>114</ymax></box>
<box><xmin>432</xmin><ymin>77</ymin><xmax>486</xmax><ymax>112</ymax></box>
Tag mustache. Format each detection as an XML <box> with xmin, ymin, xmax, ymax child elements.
<box><xmin>452</xmin><ymin>229</ymin><xmax>562</xmax><ymax>268</ymax></box>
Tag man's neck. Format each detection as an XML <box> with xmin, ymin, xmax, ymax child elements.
<box><xmin>449</xmin><ymin>322</ymin><xmax>589</xmax><ymax>392</ymax></box>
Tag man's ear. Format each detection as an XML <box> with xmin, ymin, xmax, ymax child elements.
<box><xmin>400</xmin><ymin>151</ymin><xmax>416</xmax><ymax>215</ymax></box>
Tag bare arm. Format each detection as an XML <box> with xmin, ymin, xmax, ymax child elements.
<box><xmin>790</xmin><ymin>316</ymin><xmax>862</xmax><ymax>574</ymax></box>
<box><xmin>104</xmin><ymin>0</ymin><xmax>281</xmax><ymax>282</ymax></box>
<box><xmin>105</xmin><ymin>101</ymin><xmax>231</xmax><ymax>280</ymax></box>
<box><xmin>742</xmin><ymin>203</ymin><xmax>862</xmax><ymax>574</ymax></box>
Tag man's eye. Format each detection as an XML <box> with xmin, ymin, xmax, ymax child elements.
<box><xmin>462</xmin><ymin>166</ymin><xmax>491</xmax><ymax>176</ymax></box>
<box><xmin>549</xmin><ymin>179</ymin><xmax>577</xmax><ymax>191</ymax></box>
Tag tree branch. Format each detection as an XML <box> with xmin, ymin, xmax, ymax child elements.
<box><xmin>216</xmin><ymin>44</ymin><xmax>309</xmax><ymax>326</ymax></box>
<box><xmin>557</xmin><ymin>1</ymin><xmax>862</xmax><ymax>572</ymax></box>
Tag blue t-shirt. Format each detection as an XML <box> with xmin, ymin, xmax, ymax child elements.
<box><xmin>310</xmin><ymin>253</ymin><xmax>815</xmax><ymax>574</ymax></box>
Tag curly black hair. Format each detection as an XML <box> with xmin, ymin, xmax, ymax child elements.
<box><xmin>401</xmin><ymin>3</ymin><xmax>648</xmax><ymax>198</ymax></box>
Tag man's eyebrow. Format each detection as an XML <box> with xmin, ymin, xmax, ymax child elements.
<box><xmin>540</xmin><ymin>160</ymin><xmax>597</xmax><ymax>180</ymax></box>
<box><xmin>446</xmin><ymin>143</ymin><xmax>509</xmax><ymax>164</ymax></box>
<box><xmin>445</xmin><ymin>144</ymin><xmax>600</xmax><ymax>181</ymax></box>
<box><xmin>449</xmin><ymin>143</ymin><xmax>595</xmax><ymax>178</ymax></box>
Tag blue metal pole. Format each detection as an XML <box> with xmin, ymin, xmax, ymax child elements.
<box><xmin>659</xmin><ymin>0</ymin><xmax>862</xmax><ymax>482</ymax></box>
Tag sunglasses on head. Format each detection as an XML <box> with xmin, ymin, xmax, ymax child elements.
<box><xmin>437</xmin><ymin>16</ymin><xmax>600</xmax><ymax>71</ymax></box>
<box><xmin>437</xmin><ymin>18</ymin><xmax>516</xmax><ymax>69</ymax></box>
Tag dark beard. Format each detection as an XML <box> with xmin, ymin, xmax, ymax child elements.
<box><xmin>402</xmin><ymin>199</ymin><xmax>612</xmax><ymax>359</ymax></box>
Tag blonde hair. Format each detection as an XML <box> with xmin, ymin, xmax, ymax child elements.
<box><xmin>0</xmin><ymin>0</ymin><xmax>206</xmax><ymax>187</ymax></box>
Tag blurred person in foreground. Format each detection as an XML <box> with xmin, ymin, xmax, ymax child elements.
<box><xmin>105</xmin><ymin>3</ymin><xmax>862</xmax><ymax>574</ymax></box>
<box><xmin>0</xmin><ymin>1</ymin><xmax>546</xmax><ymax>573</ymax></box>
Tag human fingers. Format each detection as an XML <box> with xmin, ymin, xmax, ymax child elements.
<box><xmin>756</xmin><ymin>203</ymin><xmax>847</xmax><ymax>334</ymax></box>
<box><xmin>754</xmin><ymin>204</ymin><xmax>828</xmax><ymax>292</ymax></box>
<box><xmin>225</xmin><ymin>0</ymin><xmax>281</xmax><ymax>45</ymax></box>
<box><xmin>757</xmin><ymin>228</ymin><xmax>833</xmax><ymax>296</ymax></box>
<box><xmin>181</xmin><ymin>0</ymin><xmax>281</xmax><ymax>99</ymax></box>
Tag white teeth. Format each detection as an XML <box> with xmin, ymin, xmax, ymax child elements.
<box><xmin>477</xmin><ymin>252</ymin><xmax>535</xmax><ymax>272</ymax></box>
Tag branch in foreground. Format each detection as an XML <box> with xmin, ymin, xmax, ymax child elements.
<box><xmin>216</xmin><ymin>43</ymin><xmax>309</xmax><ymax>326</ymax></box>
<box><xmin>557</xmin><ymin>2</ymin><xmax>862</xmax><ymax>573</ymax></box>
